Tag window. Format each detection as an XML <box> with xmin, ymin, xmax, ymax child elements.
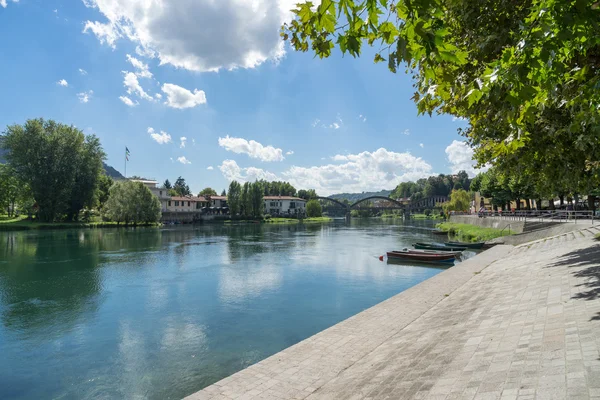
<box><xmin>270</xmin><ymin>202</ymin><xmax>278</xmax><ymax>207</ymax></box>
<box><xmin>188</xmin><ymin>201</ymin><xmax>191</xmax><ymax>207</ymax></box>
<box><xmin>168</xmin><ymin>201</ymin><xmax>171</xmax><ymax>206</ymax></box>
<box><xmin>160</xmin><ymin>191</ymin><xmax>162</xmax><ymax>196</ymax></box>
<box><xmin>290</xmin><ymin>202</ymin><xmax>296</xmax><ymax>209</ymax></box>
<box><xmin>175</xmin><ymin>201</ymin><xmax>180</xmax><ymax>206</ymax></box>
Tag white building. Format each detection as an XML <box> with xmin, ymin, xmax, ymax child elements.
<box><xmin>263</xmin><ymin>196</ymin><xmax>307</xmax><ymax>216</ymax></box>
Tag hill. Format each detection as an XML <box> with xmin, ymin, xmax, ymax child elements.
<box><xmin>328</xmin><ymin>190</ymin><xmax>393</xmax><ymax>203</ymax></box>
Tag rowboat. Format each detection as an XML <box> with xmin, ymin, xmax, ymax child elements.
<box><xmin>445</xmin><ymin>241</ymin><xmax>485</xmax><ymax>249</ymax></box>
<box><xmin>387</xmin><ymin>249</ymin><xmax>456</xmax><ymax>263</ymax></box>
<box><xmin>414</xmin><ymin>242</ymin><xmax>467</xmax><ymax>252</ymax></box>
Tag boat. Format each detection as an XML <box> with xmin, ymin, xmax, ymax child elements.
<box><xmin>414</xmin><ymin>242</ymin><xmax>468</xmax><ymax>252</ymax></box>
<box><xmin>387</xmin><ymin>249</ymin><xmax>456</xmax><ymax>263</ymax></box>
<box><xmin>445</xmin><ymin>241</ymin><xmax>485</xmax><ymax>249</ymax></box>
<box><xmin>431</xmin><ymin>230</ymin><xmax>448</xmax><ymax>236</ymax></box>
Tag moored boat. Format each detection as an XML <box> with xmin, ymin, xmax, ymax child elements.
<box><xmin>431</xmin><ymin>230</ymin><xmax>448</xmax><ymax>235</ymax></box>
<box><xmin>414</xmin><ymin>242</ymin><xmax>467</xmax><ymax>252</ymax></box>
<box><xmin>387</xmin><ymin>249</ymin><xmax>456</xmax><ymax>263</ymax></box>
<box><xmin>445</xmin><ymin>241</ymin><xmax>485</xmax><ymax>249</ymax></box>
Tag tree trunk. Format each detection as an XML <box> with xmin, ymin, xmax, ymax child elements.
<box><xmin>516</xmin><ymin>199</ymin><xmax>521</xmax><ymax>210</ymax></box>
<box><xmin>559</xmin><ymin>196</ymin><xmax>564</xmax><ymax>206</ymax></box>
<box><xmin>549</xmin><ymin>199</ymin><xmax>555</xmax><ymax>210</ymax></box>
<box><xmin>526</xmin><ymin>199</ymin><xmax>531</xmax><ymax>210</ymax></box>
<box><xmin>536</xmin><ymin>198</ymin><xmax>542</xmax><ymax>210</ymax></box>
<box><xmin>589</xmin><ymin>195</ymin><xmax>597</xmax><ymax>212</ymax></box>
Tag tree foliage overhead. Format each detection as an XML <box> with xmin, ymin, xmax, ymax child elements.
<box><xmin>391</xmin><ymin>171</ymin><xmax>471</xmax><ymax>200</ymax></box>
<box><xmin>3</xmin><ymin>119</ymin><xmax>105</xmax><ymax>222</ymax></box>
<box><xmin>173</xmin><ymin>176</ymin><xmax>191</xmax><ymax>197</ymax></box>
<box><xmin>283</xmin><ymin>0</ymin><xmax>600</xmax><ymax>194</ymax></box>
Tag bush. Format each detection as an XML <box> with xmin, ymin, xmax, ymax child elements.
<box><xmin>306</xmin><ymin>199</ymin><xmax>322</xmax><ymax>217</ymax></box>
<box><xmin>103</xmin><ymin>181</ymin><xmax>161</xmax><ymax>224</ymax></box>
<box><xmin>424</xmin><ymin>209</ymin><xmax>432</xmax><ymax>217</ymax></box>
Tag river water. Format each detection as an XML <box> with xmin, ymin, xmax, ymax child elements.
<box><xmin>0</xmin><ymin>219</ymin><xmax>457</xmax><ymax>399</ymax></box>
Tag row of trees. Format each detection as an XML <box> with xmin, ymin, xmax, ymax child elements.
<box><xmin>391</xmin><ymin>171</ymin><xmax>471</xmax><ymax>202</ymax></box>
<box><xmin>227</xmin><ymin>181</ymin><xmax>268</xmax><ymax>218</ymax></box>
<box><xmin>1</xmin><ymin>119</ymin><xmax>161</xmax><ymax>224</ymax></box>
<box><xmin>285</xmin><ymin>0</ymin><xmax>600</xmax><ymax>212</ymax></box>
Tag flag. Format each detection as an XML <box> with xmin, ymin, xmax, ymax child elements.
<box><xmin>126</xmin><ymin>147</ymin><xmax>130</xmax><ymax>161</ymax></box>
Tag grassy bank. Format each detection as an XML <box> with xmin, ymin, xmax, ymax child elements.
<box><xmin>436</xmin><ymin>222</ymin><xmax>512</xmax><ymax>242</ymax></box>
<box><xmin>226</xmin><ymin>217</ymin><xmax>333</xmax><ymax>224</ymax></box>
<box><xmin>0</xmin><ymin>217</ymin><xmax>160</xmax><ymax>231</ymax></box>
<box><xmin>411</xmin><ymin>213</ymin><xmax>444</xmax><ymax>220</ymax></box>
<box><xmin>596</xmin><ymin>233</ymin><xmax>600</xmax><ymax>240</ymax></box>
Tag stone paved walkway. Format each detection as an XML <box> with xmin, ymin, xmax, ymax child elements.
<box><xmin>185</xmin><ymin>226</ymin><xmax>600</xmax><ymax>400</ymax></box>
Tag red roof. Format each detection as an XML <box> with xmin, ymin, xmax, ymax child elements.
<box><xmin>210</xmin><ymin>196</ymin><xmax>227</xmax><ymax>200</ymax></box>
<box><xmin>170</xmin><ymin>196</ymin><xmax>209</xmax><ymax>202</ymax></box>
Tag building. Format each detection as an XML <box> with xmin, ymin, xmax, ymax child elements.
<box><xmin>209</xmin><ymin>196</ymin><xmax>228</xmax><ymax>208</ymax></box>
<box><xmin>263</xmin><ymin>196</ymin><xmax>307</xmax><ymax>216</ymax></box>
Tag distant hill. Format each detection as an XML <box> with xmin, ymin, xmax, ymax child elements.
<box><xmin>103</xmin><ymin>163</ymin><xmax>125</xmax><ymax>179</ymax></box>
<box><xmin>329</xmin><ymin>189</ymin><xmax>393</xmax><ymax>203</ymax></box>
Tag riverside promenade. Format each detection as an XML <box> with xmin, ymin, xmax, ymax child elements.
<box><xmin>186</xmin><ymin>226</ymin><xmax>600</xmax><ymax>400</ymax></box>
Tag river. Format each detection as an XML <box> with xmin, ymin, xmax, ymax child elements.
<box><xmin>0</xmin><ymin>219</ymin><xmax>461</xmax><ymax>399</ymax></box>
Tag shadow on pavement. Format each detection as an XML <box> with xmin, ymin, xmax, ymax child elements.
<box><xmin>546</xmin><ymin>243</ymin><xmax>600</xmax><ymax>320</ymax></box>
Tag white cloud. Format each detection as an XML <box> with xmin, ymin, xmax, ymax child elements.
<box><xmin>123</xmin><ymin>71</ymin><xmax>153</xmax><ymax>101</ymax></box>
<box><xmin>359</xmin><ymin>114</ymin><xmax>367</xmax><ymax>122</ymax></box>
<box><xmin>218</xmin><ymin>136</ymin><xmax>284</xmax><ymax>162</ymax></box>
<box><xmin>177</xmin><ymin>156</ymin><xmax>191</xmax><ymax>165</ymax></box>
<box><xmin>180</xmin><ymin>136</ymin><xmax>187</xmax><ymax>148</ymax></box>
<box><xmin>419</xmin><ymin>143</ymin><xmax>424</xmax><ymax>148</ymax></box>
<box><xmin>77</xmin><ymin>90</ymin><xmax>93</xmax><ymax>103</ymax></box>
<box><xmin>218</xmin><ymin>148</ymin><xmax>434</xmax><ymax>196</ymax></box>
<box><xmin>154</xmin><ymin>93</ymin><xmax>162</xmax><ymax>99</ymax></box>
<box><xmin>1</xmin><ymin>0</ymin><xmax>18</xmax><ymax>8</ymax></box>
<box><xmin>57</xmin><ymin>79</ymin><xmax>68</xmax><ymax>87</ymax></box>
<box><xmin>452</xmin><ymin>116</ymin><xmax>468</xmax><ymax>122</ymax></box>
<box><xmin>286</xmin><ymin>150</ymin><xmax>294</xmax><ymax>155</ymax></box>
<box><xmin>207</xmin><ymin>166</ymin><xmax>214</xmax><ymax>170</ymax></box>
<box><xmin>219</xmin><ymin>160</ymin><xmax>278</xmax><ymax>183</ymax></box>
<box><xmin>283</xmin><ymin>148</ymin><xmax>434</xmax><ymax>196</ymax></box>
<box><xmin>119</xmin><ymin>96</ymin><xmax>138</xmax><ymax>107</ymax></box>
<box><xmin>161</xmin><ymin>83</ymin><xmax>206</xmax><ymax>109</ymax></box>
<box><xmin>311</xmin><ymin>119</ymin><xmax>320</xmax><ymax>128</ymax></box>
<box><xmin>445</xmin><ymin>140</ymin><xmax>488</xmax><ymax>177</ymax></box>
<box><xmin>126</xmin><ymin>54</ymin><xmax>152</xmax><ymax>78</ymax></box>
<box><xmin>79</xmin><ymin>68</ymin><xmax>88</xmax><ymax>75</ymax></box>
<box><xmin>402</xmin><ymin>129</ymin><xmax>410</xmax><ymax>135</ymax></box>
<box><xmin>148</xmin><ymin>127</ymin><xmax>172</xmax><ymax>144</ymax></box>
<box><xmin>81</xmin><ymin>0</ymin><xmax>302</xmax><ymax>72</ymax></box>
<box><xmin>329</xmin><ymin>122</ymin><xmax>340</xmax><ymax>130</ymax></box>
<box><xmin>135</xmin><ymin>45</ymin><xmax>156</xmax><ymax>59</ymax></box>
<box><xmin>53</xmin><ymin>8</ymin><xmax>58</xmax><ymax>13</ymax></box>
<box><xmin>326</xmin><ymin>114</ymin><xmax>343</xmax><ymax>129</ymax></box>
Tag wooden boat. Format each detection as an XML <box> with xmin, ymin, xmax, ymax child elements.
<box><xmin>387</xmin><ymin>249</ymin><xmax>456</xmax><ymax>263</ymax></box>
<box><xmin>414</xmin><ymin>242</ymin><xmax>467</xmax><ymax>252</ymax></box>
<box><xmin>431</xmin><ymin>230</ymin><xmax>448</xmax><ymax>235</ymax></box>
<box><xmin>445</xmin><ymin>241</ymin><xmax>485</xmax><ymax>249</ymax></box>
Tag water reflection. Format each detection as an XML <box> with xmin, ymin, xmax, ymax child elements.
<box><xmin>0</xmin><ymin>220</ymin><xmax>446</xmax><ymax>400</ymax></box>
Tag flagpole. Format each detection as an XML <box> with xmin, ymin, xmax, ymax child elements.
<box><xmin>124</xmin><ymin>147</ymin><xmax>127</xmax><ymax>178</ymax></box>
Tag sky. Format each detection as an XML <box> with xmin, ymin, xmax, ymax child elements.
<box><xmin>0</xmin><ymin>0</ymin><xmax>479</xmax><ymax>196</ymax></box>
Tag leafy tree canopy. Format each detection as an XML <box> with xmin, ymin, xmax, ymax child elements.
<box><xmin>284</xmin><ymin>0</ymin><xmax>600</xmax><ymax>191</ymax></box>
<box><xmin>198</xmin><ymin>187</ymin><xmax>218</xmax><ymax>197</ymax></box>
<box><xmin>173</xmin><ymin>176</ymin><xmax>191</xmax><ymax>197</ymax></box>
<box><xmin>306</xmin><ymin>199</ymin><xmax>323</xmax><ymax>217</ymax></box>
<box><xmin>103</xmin><ymin>180</ymin><xmax>161</xmax><ymax>224</ymax></box>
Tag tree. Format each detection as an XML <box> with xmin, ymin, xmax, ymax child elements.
<box><xmin>228</xmin><ymin>181</ymin><xmax>242</xmax><ymax>216</ymax></box>
<box><xmin>66</xmin><ymin>135</ymin><xmax>105</xmax><ymax>220</ymax></box>
<box><xmin>241</xmin><ymin>182</ymin><xmax>251</xmax><ymax>217</ymax></box>
<box><xmin>251</xmin><ymin>181</ymin><xmax>264</xmax><ymax>218</ymax></box>
<box><xmin>284</xmin><ymin>0</ymin><xmax>600</xmax><ymax>199</ymax></box>
<box><xmin>306</xmin><ymin>199</ymin><xmax>322</xmax><ymax>217</ymax></box>
<box><xmin>198</xmin><ymin>187</ymin><xmax>217</xmax><ymax>197</ymax></box>
<box><xmin>298</xmin><ymin>189</ymin><xmax>318</xmax><ymax>200</ymax></box>
<box><xmin>221</xmin><ymin>189</ymin><xmax>226</xmax><ymax>196</ymax></box>
<box><xmin>163</xmin><ymin>179</ymin><xmax>172</xmax><ymax>190</ymax></box>
<box><xmin>3</xmin><ymin>119</ymin><xmax>106</xmax><ymax>222</ymax></box>
<box><xmin>173</xmin><ymin>176</ymin><xmax>190</xmax><ymax>196</ymax></box>
<box><xmin>97</xmin><ymin>174</ymin><xmax>114</xmax><ymax>211</ymax></box>
<box><xmin>443</xmin><ymin>189</ymin><xmax>471</xmax><ymax>213</ymax></box>
<box><xmin>103</xmin><ymin>180</ymin><xmax>161</xmax><ymax>224</ymax></box>
<box><xmin>0</xmin><ymin>164</ymin><xmax>22</xmax><ymax>216</ymax></box>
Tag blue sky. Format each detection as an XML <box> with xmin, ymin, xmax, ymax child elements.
<box><xmin>0</xmin><ymin>0</ymin><xmax>475</xmax><ymax>196</ymax></box>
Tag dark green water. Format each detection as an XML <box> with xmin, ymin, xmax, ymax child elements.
<box><xmin>0</xmin><ymin>220</ymin><xmax>451</xmax><ymax>399</ymax></box>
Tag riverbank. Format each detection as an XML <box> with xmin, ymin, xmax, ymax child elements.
<box><xmin>436</xmin><ymin>221</ymin><xmax>511</xmax><ymax>242</ymax></box>
<box><xmin>0</xmin><ymin>216</ymin><xmax>160</xmax><ymax>231</ymax></box>
<box><xmin>225</xmin><ymin>217</ymin><xmax>333</xmax><ymax>224</ymax></box>
<box><xmin>185</xmin><ymin>226</ymin><xmax>600</xmax><ymax>400</ymax></box>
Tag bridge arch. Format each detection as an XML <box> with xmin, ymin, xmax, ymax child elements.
<box><xmin>314</xmin><ymin>196</ymin><xmax>350</xmax><ymax>209</ymax></box>
<box><xmin>350</xmin><ymin>196</ymin><xmax>406</xmax><ymax>209</ymax></box>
